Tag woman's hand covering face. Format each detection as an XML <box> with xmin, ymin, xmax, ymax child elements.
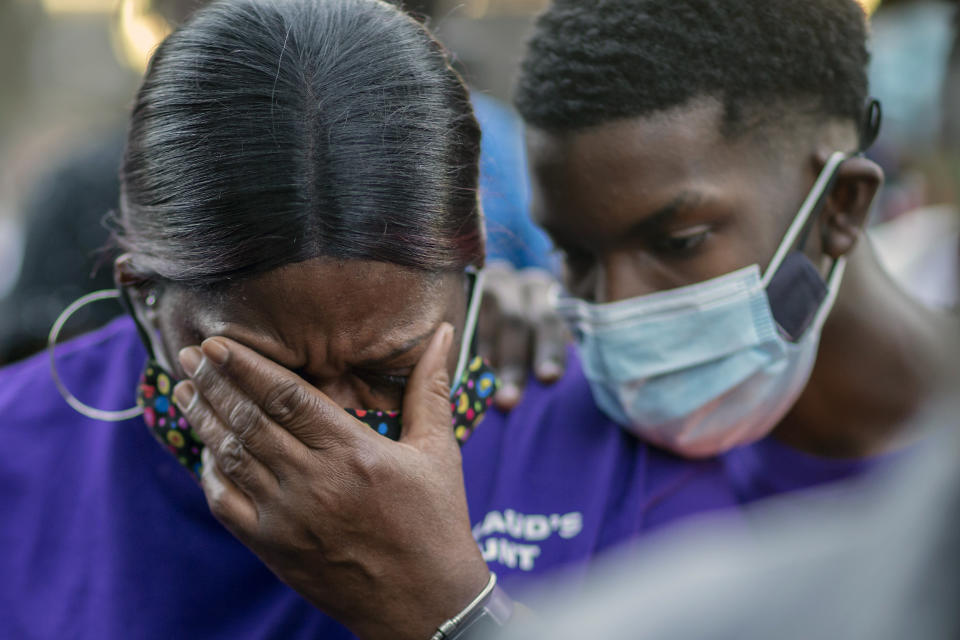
<box><xmin>172</xmin><ymin>327</ymin><xmax>490</xmax><ymax>640</ymax></box>
<box><xmin>478</xmin><ymin>262</ymin><xmax>570</xmax><ymax>410</ymax></box>
<box><xmin>126</xmin><ymin>256</ymin><xmax>561</xmax><ymax>636</ymax></box>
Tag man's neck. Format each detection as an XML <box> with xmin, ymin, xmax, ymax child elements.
<box><xmin>773</xmin><ymin>241</ymin><xmax>957</xmax><ymax>459</ymax></box>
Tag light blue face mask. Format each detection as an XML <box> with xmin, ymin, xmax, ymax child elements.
<box><xmin>554</xmin><ymin>151</ymin><xmax>852</xmax><ymax>458</ymax></box>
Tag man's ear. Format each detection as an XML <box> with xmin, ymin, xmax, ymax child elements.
<box><xmin>820</xmin><ymin>156</ymin><xmax>884</xmax><ymax>259</ymax></box>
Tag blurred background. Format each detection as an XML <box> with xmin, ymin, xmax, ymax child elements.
<box><xmin>0</xmin><ymin>0</ymin><xmax>956</xmax><ymax>364</ymax></box>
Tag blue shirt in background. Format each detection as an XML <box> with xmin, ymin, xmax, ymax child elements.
<box><xmin>473</xmin><ymin>93</ymin><xmax>555</xmax><ymax>271</ymax></box>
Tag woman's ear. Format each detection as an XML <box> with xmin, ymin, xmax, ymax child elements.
<box><xmin>115</xmin><ymin>253</ymin><xmax>171</xmax><ymax>364</ymax></box>
<box><xmin>820</xmin><ymin>156</ymin><xmax>884</xmax><ymax>259</ymax></box>
<box><xmin>114</xmin><ymin>253</ymin><xmax>160</xmax><ymax>323</ymax></box>
<box><xmin>114</xmin><ymin>253</ymin><xmax>143</xmax><ymax>288</ymax></box>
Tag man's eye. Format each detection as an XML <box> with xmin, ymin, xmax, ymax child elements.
<box><xmin>655</xmin><ymin>228</ymin><xmax>711</xmax><ymax>254</ymax></box>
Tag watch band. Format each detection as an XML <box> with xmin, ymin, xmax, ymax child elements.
<box><xmin>431</xmin><ymin>573</ymin><xmax>514</xmax><ymax>640</ymax></box>
<box><xmin>442</xmin><ymin>585</ymin><xmax>514</xmax><ymax>639</ymax></box>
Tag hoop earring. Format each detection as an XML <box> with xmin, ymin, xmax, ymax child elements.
<box><xmin>48</xmin><ymin>289</ymin><xmax>144</xmax><ymax>422</ymax></box>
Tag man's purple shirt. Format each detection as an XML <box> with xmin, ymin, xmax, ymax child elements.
<box><xmin>722</xmin><ymin>432</ymin><xmax>892</xmax><ymax>503</ymax></box>
<box><xmin>0</xmin><ymin>318</ymin><xmax>851</xmax><ymax>638</ymax></box>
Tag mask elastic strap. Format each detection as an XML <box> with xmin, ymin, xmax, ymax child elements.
<box><xmin>808</xmin><ymin>256</ymin><xmax>847</xmax><ymax>336</ymax></box>
<box><xmin>762</xmin><ymin>151</ymin><xmax>849</xmax><ymax>288</ymax></box>
<box><xmin>48</xmin><ymin>289</ymin><xmax>144</xmax><ymax>422</ymax></box>
<box><xmin>813</xmin><ymin>99</ymin><xmax>882</xmax><ymax>302</ymax></box>
<box><xmin>118</xmin><ymin>285</ymin><xmax>158</xmax><ymax>360</ymax></box>
<box><xmin>452</xmin><ymin>269</ymin><xmax>485</xmax><ymax>392</ymax></box>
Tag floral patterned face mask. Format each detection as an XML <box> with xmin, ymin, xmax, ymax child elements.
<box><xmin>134</xmin><ymin>270</ymin><xmax>496</xmax><ymax>480</ymax></box>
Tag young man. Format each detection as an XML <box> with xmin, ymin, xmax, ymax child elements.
<box><xmin>511</xmin><ymin>0</ymin><xmax>957</xmax><ymax>503</ymax></box>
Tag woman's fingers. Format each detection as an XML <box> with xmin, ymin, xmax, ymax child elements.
<box><xmin>199</xmin><ymin>447</ymin><xmax>259</xmax><ymax>535</ymax></box>
<box><xmin>194</xmin><ymin>338</ymin><xmax>363</xmax><ymax>451</ymax></box>
<box><xmin>178</xmin><ymin>344</ymin><xmax>299</xmax><ymax>469</ymax></box>
<box><xmin>173</xmin><ymin>376</ymin><xmax>279</xmax><ymax>496</ymax></box>
<box><xmin>399</xmin><ymin>323</ymin><xmax>455</xmax><ymax>450</ymax></box>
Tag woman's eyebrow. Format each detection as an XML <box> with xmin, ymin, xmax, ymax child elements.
<box><xmin>353</xmin><ymin>327</ymin><xmax>437</xmax><ymax>368</ymax></box>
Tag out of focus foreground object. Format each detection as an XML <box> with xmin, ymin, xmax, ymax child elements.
<box><xmin>869</xmin><ymin>0</ymin><xmax>960</xmax><ymax>310</ymax></box>
<box><xmin>871</xmin><ymin>203</ymin><xmax>959</xmax><ymax>309</ymax></box>
<box><xmin>501</xmin><ymin>399</ymin><xmax>960</xmax><ymax>640</ymax></box>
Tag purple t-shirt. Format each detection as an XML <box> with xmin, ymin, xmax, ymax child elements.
<box><xmin>0</xmin><ymin>318</ymin><xmax>738</xmax><ymax>638</ymax></box>
<box><xmin>722</xmin><ymin>434</ymin><xmax>891</xmax><ymax>503</ymax></box>
<box><xmin>462</xmin><ymin>347</ymin><xmax>741</xmax><ymax>592</ymax></box>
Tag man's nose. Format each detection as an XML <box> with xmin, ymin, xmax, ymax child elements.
<box><xmin>594</xmin><ymin>252</ymin><xmax>660</xmax><ymax>304</ymax></box>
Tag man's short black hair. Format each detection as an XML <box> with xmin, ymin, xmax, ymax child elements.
<box><xmin>514</xmin><ymin>0</ymin><xmax>871</xmax><ymax>137</ymax></box>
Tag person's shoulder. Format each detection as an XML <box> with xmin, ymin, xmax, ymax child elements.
<box><xmin>463</xmin><ymin>349</ymin><xmax>741</xmax><ymax>581</ymax></box>
<box><xmin>462</xmin><ymin>348</ymin><xmax>618</xmax><ymax>474</ymax></box>
<box><xmin>471</xmin><ymin>347</ymin><xmax>734</xmax><ymax>488</ymax></box>
<box><xmin>526</xmin><ymin>350</ymin><xmax>739</xmax><ymax>509</ymax></box>
<box><xmin>640</xmin><ymin>446</ymin><xmax>740</xmax><ymax>530</ymax></box>
<box><xmin>0</xmin><ymin>314</ymin><xmax>141</xmax><ymax>380</ymax></box>
<box><xmin>0</xmin><ymin>316</ymin><xmax>145</xmax><ymax>421</ymax></box>
<box><xmin>497</xmin><ymin>347</ymin><xmax>611</xmax><ymax>435</ymax></box>
<box><xmin>721</xmin><ymin>434</ymin><xmax>901</xmax><ymax>504</ymax></box>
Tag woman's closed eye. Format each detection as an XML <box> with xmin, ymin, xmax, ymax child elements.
<box><xmin>358</xmin><ymin>370</ymin><xmax>410</xmax><ymax>394</ymax></box>
<box><xmin>286</xmin><ymin>363</ymin><xmax>408</xmax><ymax>395</ymax></box>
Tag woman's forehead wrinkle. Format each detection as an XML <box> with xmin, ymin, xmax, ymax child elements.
<box><xmin>320</xmin><ymin>270</ymin><xmax>458</xmax><ymax>367</ymax></box>
<box><xmin>189</xmin><ymin>258</ymin><xmax>453</xmax><ymax>372</ymax></box>
<box><xmin>347</xmin><ymin>320</ymin><xmax>439</xmax><ymax>365</ymax></box>
<box><xmin>188</xmin><ymin>298</ymin><xmax>301</xmax><ymax>366</ymax></box>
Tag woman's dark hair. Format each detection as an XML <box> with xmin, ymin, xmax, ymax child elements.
<box><xmin>117</xmin><ymin>0</ymin><xmax>483</xmax><ymax>287</ymax></box>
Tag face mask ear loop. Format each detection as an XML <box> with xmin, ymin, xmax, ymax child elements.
<box><xmin>118</xmin><ymin>285</ymin><xmax>158</xmax><ymax>361</ymax></box>
<box><xmin>797</xmin><ymin>98</ymin><xmax>883</xmax><ymax>259</ymax></box>
<box><xmin>48</xmin><ymin>289</ymin><xmax>144</xmax><ymax>422</ymax></box>
<box><xmin>451</xmin><ymin>269</ymin><xmax>485</xmax><ymax>394</ymax></box>
<box><xmin>762</xmin><ymin>151</ymin><xmax>849</xmax><ymax>288</ymax></box>
<box><xmin>808</xmin><ymin>256</ymin><xmax>847</xmax><ymax>336</ymax></box>
<box><xmin>807</xmin><ymin>100</ymin><xmax>880</xmax><ymax>323</ymax></box>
